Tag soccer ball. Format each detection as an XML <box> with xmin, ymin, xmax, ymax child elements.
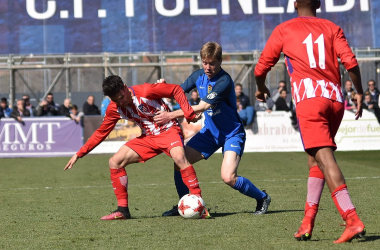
<box><xmin>177</xmin><ymin>194</ymin><xmax>205</xmax><ymax>219</ymax></box>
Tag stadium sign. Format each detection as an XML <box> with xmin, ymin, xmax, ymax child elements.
<box><xmin>1</xmin><ymin>0</ymin><xmax>378</xmax><ymax>54</ymax></box>
<box><xmin>0</xmin><ymin>117</ymin><xmax>82</xmax><ymax>157</ymax></box>
<box><xmin>25</xmin><ymin>0</ymin><xmax>370</xmax><ymax>19</ymax></box>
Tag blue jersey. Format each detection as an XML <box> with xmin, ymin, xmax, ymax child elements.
<box><xmin>181</xmin><ymin>68</ymin><xmax>244</xmax><ymax>140</ymax></box>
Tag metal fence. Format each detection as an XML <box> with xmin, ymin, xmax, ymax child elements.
<box><xmin>0</xmin><ymin>49</ymin><xmax>379</xmax><ymax>110</ymax></box>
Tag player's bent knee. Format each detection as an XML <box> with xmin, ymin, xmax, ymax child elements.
<box><xmin>109</xmin><ymin>156</ymin><xmax>123</xmax><ymax>169</ymax></box>
<box><xmin>221</xmin><ymin>174</ymin><xmax>236</xmax><ymax>187</ymax></box>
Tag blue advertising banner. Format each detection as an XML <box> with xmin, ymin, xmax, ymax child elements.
<box><xmin>0</xmin><ymin>0</ymin><xmax>378</xmax><ymax>54</ymax></box>
<box><xmin>0</xmin><ymin>117</ymin><xmax>83</xmax><ymax>157</ymax></box>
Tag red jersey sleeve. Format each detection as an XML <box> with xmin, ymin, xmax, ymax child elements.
<box><xmin>134</xmin><ymin>83</ymin><xmax>196</xmax><ymax>122</ymax></box>
<box><xmin>254</xmin><ymin>26</ymin><xmax>283</xmax><ymax>78</ymax></box>
<box><xmin>76</xmin><ymin>102</ymin><xmax>120</xmax><ymax>157</ymax></box>
<box><xmin>334</xmin><ymin>27</ymin><xmax>358</xmax><ymax>70</ymax></box>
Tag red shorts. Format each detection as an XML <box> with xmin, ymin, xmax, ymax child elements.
<box><xmin>125</xmin><ymin>126</ymin><xmax>184</xmax><ymax>162</ymax></box>
<box><xmin>296</xmin><ymin>97</ymin><xmax>344</xmax><ymax>151</ymax></box>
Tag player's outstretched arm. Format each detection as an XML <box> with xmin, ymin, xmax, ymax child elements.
<box><xmin>64</xmin><ymin>154</ymin><xmax>80</xmax><ymax>170</ymax></box>
<box><xmin>154</xmin><ymin>101</ymin><xmax>210</xmax><ymax>125</ymax></box>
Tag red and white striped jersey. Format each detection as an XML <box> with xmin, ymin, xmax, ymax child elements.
<box><xmin>77</xmin><ymin>83</ymin><xmax>195</xmax><ymax>157</ymax></box>
<box><xmin>255</xmin><ymin>16</ymin><xmax>358</xmax><ymax>105</ymax></box>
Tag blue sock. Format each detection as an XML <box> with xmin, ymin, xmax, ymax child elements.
<box><xmin>174</xmin><ymin>170</ymin><xmax>189</xmax><ymax>199</ymax></box>
<box><xmin>232</xmin><ymin>176</ymin><xmax>266</xmax><ymax>200</ymax></box>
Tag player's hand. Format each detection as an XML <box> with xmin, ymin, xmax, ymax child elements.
<box><xmin>64</xmin><ymin>154</ymin><xmax>79</xmax><ymax>170</ymax></box>
<box><xmin>154</xmin><ymin>110</ymin><xmax>171</xmax><ymax>125</ymax></box>
<box><xmin>353</xmin><ymin>93</ymin><xmax>363</xmax><ymax>120</ymax></box>
<box><xmin>255</xmin><ymin>86</ymin><xmax>271</xmax><ymax>103</ymax></box>
<box><xmin>156</xmin><ymin>78</ymin><xmax>166</xmax><ymax>84</ymax></box>
<box><xmin>190</xmin><ymin>112</ymin><xmax>202</xmax><ymax>123</ymax></box>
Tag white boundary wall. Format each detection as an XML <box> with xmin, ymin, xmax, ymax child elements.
<box><xmin>90</xmin><ymin>110</ymin><xmax>380</xmax><ymax>154</ymax></box>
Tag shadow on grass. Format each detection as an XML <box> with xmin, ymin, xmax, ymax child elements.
<box><xmin>363</xmin><ymin>234</ymin><xmax>380</xmax><ymax>242</ymax></box>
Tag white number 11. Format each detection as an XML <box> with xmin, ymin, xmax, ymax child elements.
<box><xmin>303</xmin><ymin>33</ymin><xmax>325</xmax><ymax>69</ymax></box>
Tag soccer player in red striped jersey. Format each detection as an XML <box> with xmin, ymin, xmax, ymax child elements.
<box><xmin>254</xmin><ymin>0</ymin><xmax>365</xmax><ymax>244</ymax></box>
<box><xmin>64</xmin><ymin>75</ymin><xmax>206</xmax><ymax>220</ymax></box>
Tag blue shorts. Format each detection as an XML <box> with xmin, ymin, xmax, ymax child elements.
<box><xmin>186</xmin><ymin>129</ymin><xmax>245</xmax><ymax>160</ymax></box>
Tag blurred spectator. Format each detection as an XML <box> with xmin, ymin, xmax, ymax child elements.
<box><xmin>189</xmin><ymin>89</ymin><xmax>200</xmax><ymax>105</ymax></box>
<box><xmin>362</xmin><ymin>91</ymin><xmax>377</xmax><ymax>113</ymax></box>
<box><xmin>254</xmin><ymin>98</ymin><xmax>274</xmax><ymax>113</ymax></box>
<box><xmin>22</xmin><ymin>94</ymin><xmax>36</xmax><ymax>116</ymax></box>
<box><xmin>70</xmin><ymin>104</ymin><xmax>84</xmax><ymax>124</ymax></box>
<box><xmin>271</xmin><ymin>80</ymin><xmax>292</xmax><ymax>104</ymax></box>
<box><xmin>235</xmin><ymin>83</ymin><xmax>255</xmax><ymax>126</ymax></box>
<box><xmin>275</xmin><ymin>89</ymin><xmax>298</xmax><ymax>130</ymax></box>
<box><xmin>366</xmin><ymin>79</ymin><xmax>379</xmax><ymax>104</ymax></box>
<box><xmin>82</xmin><ymin>95</ymin><xmax>100</xmax><ymax>115</ymax></box>
<box><xmin>164</xmin><ymin>97</ymin><xmax>180</xmax><ymax>111</ymax></box>
<box><xmin>37</xmin><ymin>92</ymin><xmax>60</xmax><ymax>116</ymax></box>
<box><xmin>344</xmin><ymin>89</ymin><xmax>357</xmax><ymax>111</ymax></box>
<box><xmin>236</xmin><ymin>97</ymin><xmax>243</xmax><ymax>112</ymax></box>
<box><xmin>60</xmin><ymin>98</ymin><xmax>72</xmax><ymax>117</ymax></box>
<box><xmin>0</xmin><ymin>97</ymin><xmax>12</xmax><ymax>118</ymax></box>
<box><xmin>101</xmin><ymin>96</ymin><xmax>111</xmax><ymax>116</ymax></box>
<box><xmin>342</xmin><ymin>80</ymin><xmax>355</xmax><ymax>103</ymax></box>
<box><xmin>11</xmin><ymin>99</ymin><xmax>30</xmax><ymax>124</ymax></box>
<box><xmin>275</xmin><ymin>89</ymin><xmax>294</xmax><ymax>111</ymax></box>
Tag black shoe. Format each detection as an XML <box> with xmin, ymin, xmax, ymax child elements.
<box><xmin>162</xmin><ymin>205</ymin><xmax>180</xmax><ymax>216</ymax></box>
<box><xmin>118</xmin><ymin>206</ymin><xmax>131</xmax><ymax>219</ymax></box>
<box><xmin>253</xmin><ymin>190</ymin><xmax>271</xmax><ymax>215</ymax></box>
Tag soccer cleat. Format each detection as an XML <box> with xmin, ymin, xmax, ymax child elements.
<box><xmin>253</xmin><ymin>190</ymin><xmax>271</xmax><ymax>215</ymax></box>
<box><xmin>334</xmin><ymin>217</ymin><xmax>366</xmax><ymax>243</ymax></box>
<box><xmin>101</xmin><ymin>206</ymin><xmax>131</xmax><ymax>220</ymax></box>
<box><xmin>294</xmin><ymin>217</ymin><xmax>314</xmax><ymax>241</ymax></box>
<box><xmin>200</xmin><ymin>208</ymin><xmax>212</xmax><ymax>219</ymax></box>
<box><xmin>162</xmin><ymin>205</ymin><xmax>180</xmax><ymax>217</ymax></box>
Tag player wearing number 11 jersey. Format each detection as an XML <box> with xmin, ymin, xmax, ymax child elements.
<box><xmin>255</xmin><ymin>0</ymin><xmax>365</xmax><ymax>244</ymax></box>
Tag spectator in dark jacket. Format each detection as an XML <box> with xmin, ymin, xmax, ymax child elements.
<box><xmin>22</xmin><ymin>94</ymin><xmax>36</xmax><ymax>116</ymax></box>
<box><xmin>235</xmin><ymin>83</ymin><xmax>255</xmax><ymax>126</ymax></box>
<box><xmin>366</xmin><ymin>79</ymin><xmax>380</xmax><ymax>104</ymax></box>
<box><xmin>0</xmin><ymin>97</ymin><xmax>12</xmax><ymax>118</ymax></box>
<box><xmin>82</xmin><ymin>95</ymin><xmax>100</xmax><ymax>115</ymax></box>
<box><xmin>37</xmin><ymin>92</ymin><xmax>60</xmax><ymax>116</ymax></box>
<box><xmin>11</xmin><ymin>99</ymin><xmax>30</xmax><ymax>124</ymax></box>
<box><xmin>189</xmin><ymin>89</ymin><xmax>200</xmax><ymax>105</ymax></box>
<box><xmin>60</xmin><ymin>98</ymin><xmax>72</xmax><ymax>117</ymax></box>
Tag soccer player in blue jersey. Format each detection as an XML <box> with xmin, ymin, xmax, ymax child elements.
<box><xmin>154</xmin><ymin>42</ymin><xmax>271</xmax><ymax>216</ymax></box>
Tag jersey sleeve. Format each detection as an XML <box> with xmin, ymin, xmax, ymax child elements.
<box><xmin>76</xmin><ymin>102</ymin><xmax>120</xmax><ymax>157</ymax></box>
<box><xmin>181</xmin><ymin>69</ymin><xmax>204</xmax><ymax>93</ymax></box>
<box><xmin>136</xmin><ymin>83</ymin><xmax>196</xmax><ymax>122</ymax></box>
<box><xmin>334</xmin><ymin>27</ymin><xmax>358</xmax><ymax>70</ymax></box>
<box><xmin>202</xmin><ymin>75</ymin><xmax>232</xmax><ymax>105</ymax></box>
<box><xmin>254</xmin><ymin>26</ymin><xmax>283</xmax><ymax>78</ymax></box>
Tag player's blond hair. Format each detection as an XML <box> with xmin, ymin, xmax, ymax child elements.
<box><xmin>200</xmin><ymin>42</ymin><xmax>222</xmax><ymax>61</ymax></box>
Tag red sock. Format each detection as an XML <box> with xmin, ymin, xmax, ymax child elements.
<box><xmin>110</xmin><ymin>168</ymin><xmax>128</xmax><ymax>207</ymax></box>
<box><xmin>331</xmin><ymin>184</ymin><xmax>356</xmax><ymax>221</ymax></box>
<box><xmin>304</xmin><ymin>166</ymin><xmax>325</xmax><ymax>219</ymax></box>
<box><xmin>180</xmin><ymin>165</ymin><xmax>201</xmax><ymax>196</ymax></box>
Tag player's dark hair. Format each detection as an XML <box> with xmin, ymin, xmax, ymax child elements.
<box><xmin>1</xmin><ymin>97</ymin><xmax>7</xmax><ymax>103</ymax></box>
<box><xmin>102</xmin><ymin>75</ymin><xmax>125</xmax><ymax>97</ymax></box>
<box><xmin>296</xmin><ymin>0</ymin><xmax>320</xmax><ymax>8</ymax></box>
<box><xmin>235</xmin><ymin>83</ymin><xmax>243</xmax><ymax>88</ymax></box>
<box><xmin>200</xmin><ymin>42</ymin><xmax>222</xmax><ymax>61</ymax></box>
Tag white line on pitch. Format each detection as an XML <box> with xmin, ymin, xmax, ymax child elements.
<box><xmin>0</xmin><ymin>176</ymin><xmax>378</xmax><ymax>191</ymax></box>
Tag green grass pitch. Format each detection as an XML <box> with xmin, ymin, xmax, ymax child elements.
<box><xmin>0</xmin><ymin>151</ymin><xmax>379</xmax><ymax>249</ymax></box>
